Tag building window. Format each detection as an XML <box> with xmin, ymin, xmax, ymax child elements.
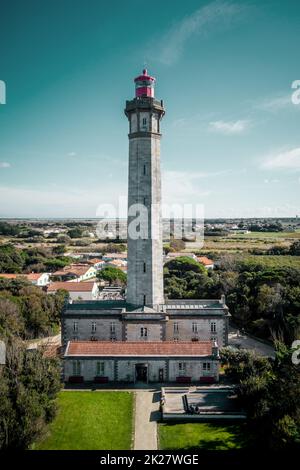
<box><xmin>73</xmin><ymin>321</ymin><xmax>78</xmax><ymax>332</ymax></box>
<box><xmin>211</xmin><ymin>322</ymin><xmax>216</xmax><ymax>333</ymax></box>
<box><xmin>143</xmin><ymin>164</ymin><xmax>146</xmax><ymax>175</ymax></box>
<box><xmin>142</xmin><ymin>117</ymin><xmax>147</xmax><ymax>126</ymax></box>
<box><xmin>141</xmin><ymin>327</ymin><xmax>148</xmax><ymax>338</ymax></box>
<box><xmin>203</xmin><ymin>362</ymin><xmax>211</xmax><ymax>371</ymax></box>
<box><xmin>143</xmin><ymin>196</ymin><xmax>146</xmax><ymax>205</ymax></box>
<box><xmin>72</xmin><ymin>360</ymin><xmax>81</xmax><ymax>376</ymax></box>
<box><xmin>91</xmin><ymin>321</ymin><xmax>96</xmax><ymax>333</ymax></box>
<box><xmin>143</xmin><ymin>262</ymin><xmax>146</xmax><ymax>273</ymax></box>
<box><xmin>192</xmin><ymin>322</ymin><xmax>198</xmax><ymax>333</ymax></box>
<box><xmin>96</xmin><ymin>361</ymin><xmax>105</xmax><ymax>377</ymax></box>
<box><xmin>110</xmin><ymin>322</ymin><xmax>116</xmax><ymax>334</ymax></box>
<box><xmin>178</xmin><ymin>362</ymin><xmax>186</xmax><ymax>376</ymax></box>
<box><xmin>173</xmin><ymin>322</ymin><xmax>179</xmax><ymax>333</ymax></box>
<box><xmin>143</xmin><ymin>294</ymin><xmax>146</xmax><ymax>305</ymax></box>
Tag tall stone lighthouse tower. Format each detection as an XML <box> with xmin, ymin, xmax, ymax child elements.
<box><xmin>125</xmin><ymin>69</ymin><xmax>165</xmax><ymax>308</ymax></box>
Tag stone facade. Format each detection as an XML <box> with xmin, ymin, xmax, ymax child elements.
<box><xmin>61</xmin><ymin>298</ymin><xmax>229</xmax><ymax>347</ymax></box>
<box><xmin>125</xmin><ymin>98</ymin><xmax>165</xmax><ymax>308</ymax></box>
<box><xmin>63</xmin><ymin>340</ymin><xmax>219</xmax><ymax>383</ymax></box>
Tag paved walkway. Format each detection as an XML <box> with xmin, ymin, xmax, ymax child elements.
<box><xmin>134</xmin><ymin>390</ymin><xmax>161</xmax><ymax>450</ymax></box>
<box><xmin>228</xmin><ymin>326</ymin><xmax>275</xmax><ymax>357</ymax></box>
<box><xmin>26</xmin><ymin>333</ymin><xmax>61</xmax><ymax>350</ymax></box>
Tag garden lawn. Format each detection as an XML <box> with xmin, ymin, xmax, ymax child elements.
<box><xmin>159</xmin><ymin>423</ymin><xmax>249</xmax><ymax>450</ymax></box>
<box><xmin>34</xmin><ymin>391</ymin><xmax>134</xmax><ymax>450</ymax></box>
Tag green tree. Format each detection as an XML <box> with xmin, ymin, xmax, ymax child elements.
<box><xmin>97</xmin><ymin>266</ymin><xmax>127</xmax><ymax>286</ymax></box>
<box><xmin>0</xmin><ymin>338</ymin><xmax>61</xmax><ymax>450</ymax></box>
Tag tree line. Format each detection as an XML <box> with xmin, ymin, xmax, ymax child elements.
<box><xmin>221</xmin><ymin>344</ymin><xmax>300</xmax><ymax>449</ymax></box>
<box><xmin>164</xmin><ymin>255</ymin><xmax>300</xmax><ymax>343</ymax></box>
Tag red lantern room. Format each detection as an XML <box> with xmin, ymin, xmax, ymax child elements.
<box><xmin>134</xmin><ymin>68</ymin><xmax>155</xmax><ymax>98</ymax></box>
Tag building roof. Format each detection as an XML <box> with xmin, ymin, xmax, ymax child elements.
<box><xmin>87</xmin><ymin>258</ymin><xmax>105</xmax><ymax>265</ymax></box>
<box><xmin>65</xmin><ymin>341</ymin><xmax>213</xmax><ymax>357</ymax></box>
<box><xmin>53</xmin><ymin>264</ymin><xmax>94</xmax><ymax>276</ymax></box>
<box><xmin>107</xmin><ymin>259</ymin><xmax>127</xmax><ymax>267</ymax></box>
<box><xmin>0</xmin><ymin>273</ymin><xmax>44</xmax><ymax>280</ymax></box>
<box><xmin>48</xmin><ymin>281</ymin><xmax>96</xmax><ymax>292</ymax></box>
<box><xmin>63</xmin><ymin>300</ymin><xmax>128</xmax><ymax>315</ymax></box>
<box><xmin>27</xmin><ymin>273</ymin><xmax>45</xmax><ymax>280</ymax></box>
<box><xmin>197</xmin><ymin>256</ymin><xmax>214</xmax><ymax>266</ymax></box>
<box><xmin>103</xmin><ymin>253</ymin><xmax>127</xmax><ymax>259</ymax></box>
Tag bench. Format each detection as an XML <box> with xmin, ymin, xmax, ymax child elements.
<box><xmin>94</xmin><ymin>376</ymin><xmax>109</xmax><ymax>383</ymax></box>
<box><xmin>176</xmin><ymin>376</ymin><xmax>191</xmax><ymax>383</ymax></box>
<box><xmin>68</xmin><ymin>376</ymin><xmax>84</xmax><ymax>383</ymax></box>
<box><xmin>199</xmin><ymin>376</ymin><xmax>215</xmax><ymax>384</ymax></box>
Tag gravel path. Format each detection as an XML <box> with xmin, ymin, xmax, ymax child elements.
<box><xmin>134</xmin><ymin>390</ymin><xmax>161</xmax><ymax>450</ymax></box>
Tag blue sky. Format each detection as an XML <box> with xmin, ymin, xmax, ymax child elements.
<box><xmin>0</xmin><ymin>0</ymin><xmax>299</xmax><ymax>218</ymax></box>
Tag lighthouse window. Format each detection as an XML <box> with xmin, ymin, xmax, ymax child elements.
<box><xmin>143</xmin><ymin>262</ymin><xmax>146</xmax><ymax>273</ymax></box>
<box><xmin>143</xmin><ymin>165</ymin><xmax>146</xmax><ymax>175</ymax></box>
<box><xmin>142</xmin><ymin>117</ymin><xmax>147</xmax><ymax>126</ymax></box>
<box><xmin>141</xmin><ymin>327</ymin><xmax>148</xmax><ymax>337</ymax></box>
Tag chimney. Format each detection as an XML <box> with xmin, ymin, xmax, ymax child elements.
<box><xmin>220</xmin><ymin>294</ymin><xmax>226</xmax><ymax>306</ymax></box>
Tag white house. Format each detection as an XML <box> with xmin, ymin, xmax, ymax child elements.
<box><xmin>0</xmin><ymin>272</ymin><xmax>50</xmax><ymax>286</ymax></box>
<box><xmin>47</xmin><ymin>281</ymin><xmax>99</xmax><ymax>301</ymax></box>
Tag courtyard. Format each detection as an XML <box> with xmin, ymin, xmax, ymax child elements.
<box><xmin>33</xmin><ymin>391</ymin><xmax>134</xmax><ymax>450</ymax></box>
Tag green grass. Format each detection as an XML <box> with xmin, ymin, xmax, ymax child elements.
<box><xmin>159</xmin><ymin>423</ymin><xmax>249</xmax><ymax>450</ymax></box>
<box><xmin>33</xmin><ymin>391</ymin><xmax>134</xmax><ymax>450</ymax></box>
<box><xmin>241</xmin><ymin>255</ymin><xmax>300</xmax><ymax>268</ymax></box>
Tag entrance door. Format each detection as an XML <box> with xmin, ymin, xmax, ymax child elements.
<box><xmin>135</xmin><ymin>364</ymin><xmax>148</xmax><ymax>382</ymax></box>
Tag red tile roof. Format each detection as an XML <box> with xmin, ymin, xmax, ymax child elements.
<box><xmin>197</xmin><ymin>256</ymin><xmax>214</xmax><ymax>266</ymax></box>
<box><xmin>27</xmin><ymin>273</ymin><xmax>44</xmax><ymax>280</ymax></box>
<box><xmin>0</xmin><ymin>274</ymin><xmax>19</xmax><ymax>279</ymax></box>
<box><xmin>47</xmin><ymin>281</ymin><xmax>96</xmax><ymax>292</ymax></box>
<box><xmin>0</xmin><ymin>273</ymin><xmax>44</xmax><ymax>280</ymax></box>
<box><xmin>66</xmin><ymin>341</ymin><xmax>212</xmax><ymax>357</ymax></box>
<box><xmin>87</xmin><ymin>258</ymin><xmax>104</xmax><ymax>265</ymax></box>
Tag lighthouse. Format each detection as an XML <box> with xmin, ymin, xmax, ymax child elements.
<box><xmin>125</xmin><ymin>69</ymin><xmax>165</xmax><ymax>308</ymax></box>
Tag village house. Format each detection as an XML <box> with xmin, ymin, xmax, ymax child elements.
<box><xmin>48</xmin><ymin>281</ymin><xmax>99</xmax><ymax>301</ymax></box>
<box><xmin>102</xmin><ymin>252</ymin><xmax>127</xmax><ymax>262</ymax></box>
<box><xmin>52</xmin><ymin>264</ymin><xmax>97</xmax><ymax>282</ymax></box>
<box><xmin>197</xmin><ymin>256</ymin><xmax>214</xmax><ymax>269</ymax></box>
<box><xmin>0</xmin><ymin>272</ymin><xmax>50</xmax><ymax>286</ymax></box>
<box><xmin>86</xmin><ymin>258</ymin><xmax>106</xmax><ymax>270</ymax></box>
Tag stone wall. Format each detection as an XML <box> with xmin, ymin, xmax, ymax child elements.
<box><xmin>64</xmin><ymin>357</ymin><xmax>219</xmax><ymax>383</ymax></box>
<box><xmin>63</xmin><ymin>317</ymin><xmax>123</xmax><ymax>343</ymax></box>
<box><xmin>124</xmin><ymin>322</ymin><xmax>163</xmax><ymax>341</ymax></box>
<box><xmin>165</xmin><ymin>317</ymin><xmax>226</xmax><ymax>347</ymax></box>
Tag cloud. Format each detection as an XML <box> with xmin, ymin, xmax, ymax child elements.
<box><xmin>261</xmin><ymin>147</ymin><xmax>300</xmax><ymax>170</ymax></box>
<box><xmin>264</xmin><ymin>179</ymin><xmax>280</xmax><ymax>184</ymax></box>
<box><xmin>154</xmin><ymin>1</ymin><xmax>247</xmax><ymax>65</ymax></box>
<box><xmin>0</xmin><ymin>162</ymin><xmax>11</xmax><ymax>168</ymax></box>
<box><xmin>254</xmin><ymin>94</ymin><xmax>293</xmax><ymax>112</ymax></box>
<box><xmin>67</xmin><ymin>151</ymin><xmax>77</xmax><ymax>157</ymax></box>
<box><xmin>209</xmin><ymin>119</ymin><xmax>249</xmax><ymax>134</ymax></box>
